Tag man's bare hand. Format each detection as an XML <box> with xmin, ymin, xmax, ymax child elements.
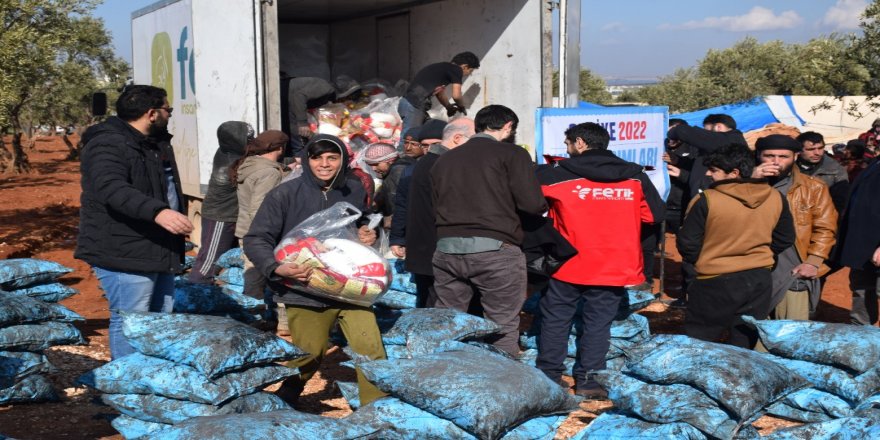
<box><xmin>297</xmin><ymin>125</ymin><xmax>312</xmax><ymax>138</ymax></box>
<box><xmin>873</xmin><ymin>246</ymin><xmax>880</xmax><ymax>267</ymax></box>
<box><xmin>667</xmin><ymin>163</ymin><xmax>681</xmax><ymax>178</ymax></box>
<box><xmin>155</xmin><ymin>209</ymin><xmax>194</xmax><ymax>235</ymax></box>
<box><xmin>792</xmin><ymin>263</ymin><xmax>819</xmax><ymax>279</ymax></box>
<box><xmin>752</xmin><ymin>162</ymin><xmax>782</xmax><ymax>179</ymax></box>
<box><xmin>275</xmin><ymin>263</ymin><xmax>312</xmax><ymax>282</ymax></box>
<box><xmin>358</xmin><ymin>225</ymin><xmax>377</xmax><ymax>246</ymax></box>
<box><xmin>390</xmin><ymin>245</ymin><xmax>406</xmax><ymax>258</ymax></box>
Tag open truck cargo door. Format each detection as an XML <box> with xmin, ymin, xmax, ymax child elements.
<box><xmin>132</xmin><ymin>0</ymin><xmax>268</xmax><ymax>198</ymax></box>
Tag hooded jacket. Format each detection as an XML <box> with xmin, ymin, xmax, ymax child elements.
<box><xmin>537</xmin><ymin>149</ymin><xmax>665</xmax><ymax>286</ymax></box>
<box><xmin>243</xmin><ymin>134</ymin><xmax>369</xmax><ymax>308</ymax></box>
<box><xmin>234</xmin><ymin>155</ymin><xmax>287</xmax><ymax>238</ymax></box>
<box><xmin>677</xmin><ymin>179</ymin><xmax>796</xmax><ymax>277</ymax></box>
<box><xmin>201</xmin><ymin>121</ymin><xmax>250</xmax><ymax>222</ymax></box>
<box><xmin>75</xmin><ymin>116</ymin><xmax>185</xmax><ymax>273</ymax></box>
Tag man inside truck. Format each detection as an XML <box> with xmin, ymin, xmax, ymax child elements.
<box><xmin>397</xmin><ymin>51</ymin><xmax>480</xmax><ymax>150</ymax></box>
<box><xmin>281</xmin><ymin>74</ymin><xmax>361</xmax><ymax>156</ymax></box>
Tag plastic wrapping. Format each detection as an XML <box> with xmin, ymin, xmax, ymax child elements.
<box><xmin>273</xmin><ymin>202</ymin><xmax>391</xmax><ymax>307</ymax></box>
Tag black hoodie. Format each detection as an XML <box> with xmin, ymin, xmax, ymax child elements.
<box><xmin>243</xmin><ymin>134</ymin><xmax>370</xmax><ymax>308</ymax></box>
<box><xmin>201</xmin><ymin>121</ymin><xmax>251</xmax><ymax>222</ymax></box>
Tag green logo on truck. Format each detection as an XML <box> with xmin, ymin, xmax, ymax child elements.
<box><xmin>151</xmin><ymin>32</ymin><xmax>174</xmax><ymax>105</ymax></box>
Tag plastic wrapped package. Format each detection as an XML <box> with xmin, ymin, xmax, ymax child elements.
<box><xmin>316</xmin><ymin>103</ymin><xmax>348</xmax><ymax>128</ymax></box>
<box><xmin>273</xmin><ymin>202</ymin><xmax>391</xmax><ymax>307</ymax></box>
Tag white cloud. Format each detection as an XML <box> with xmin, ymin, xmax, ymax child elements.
<box><xmin>659</xmin><ymin>6</ymin><xmax>803</xmax><ymax>32</ymax></box>
<box><xmin>601</xmin><ymin>22</ymin><xmax>626</xmax><ymax>32</ymax></box>
<box><xmin>822</xmin><ymin>0</ymin><xmax>867</xmax><ymax>30</ymax></box>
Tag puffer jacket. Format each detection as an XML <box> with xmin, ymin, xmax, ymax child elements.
<box><xmin>201</xmin><ymin>121</ymin><xmax>251</xmax><ymax>222</ymax></box>
<box><xmin>75</xmin><ymin>117</ymin><xmax>185</xmax><ymax>273</ymax></box>
<box><xmin>785</xmin><ymin>169</ymin><xmax>837</xmax><ymax>276</ymax></box>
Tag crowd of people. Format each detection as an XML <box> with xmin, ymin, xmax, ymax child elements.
<box><xmin>75</xmin><ymin>66</ymin><xmax>880</xmax><ymax>407</ymax></box>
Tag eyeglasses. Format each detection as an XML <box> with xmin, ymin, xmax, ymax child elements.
<box><xmin>154</xmin><ymin>106</ymin><xmax>173</xmax><ymax>114</ymax></box>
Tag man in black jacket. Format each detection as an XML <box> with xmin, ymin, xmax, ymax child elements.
<box><xmin>244</xmin><ymin>134</ymin><xmax>387</xmax><ymax>407</ymax></box>
<box><xmin>188</xmin><ymin>121</ymin><xmax>254</xmax><ymax>283</ymax></box>
<box><xmin>836</xmin><ymin>157</ymin><xmax>880</xmax><ymax>325</ymax></box>
<box><xmin>76</xmin><ymin>85</ymin><xmax>192</xmax><ymax>359</ymax></box>
<box><xmin>667</xmin><ymin>113</ymin><xmax>748</xmax><ymax>200</ymax></box>
<box><xmin>431</xmin><ymin>105</ymin><xmax>548</xmax><ymax>355</ymax></box>
<box><xmin>389</xmin><ymin>117</ymin><xmax>474</xmax><ymax>307</ymax></box>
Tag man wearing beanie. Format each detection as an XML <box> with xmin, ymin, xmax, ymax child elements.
<box><xmin>752</xmin><ymin>134</ymin><xmax>836</xmax><ymax>321</ymax></box>
<box><xmin>401</xmin><ymin>127</ymin><xmax>424</xmax><ymax>159</ymax></box>
<box><xmin>232</xmin><ymin>130</ymin><xmax>291</xmax><ymax>333</ymax></box>
<box><xmin>189</xmin><ymin>121</ymin><xmax>254</xmax><ymax>284</ymax></box>
<box><xmin>363</xmin><ymin>142</ymin><xmax>413</xmax><ymax>223</ymax></box>
<box><xmin>677</xmin><ymin>143</ymin><xmax>795</xmax><ymax>349</ymax></box>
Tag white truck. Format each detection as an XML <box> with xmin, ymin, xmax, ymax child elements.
<box><xmin>131</xmin><ymin>0</ymin><xmax>557</xmax><ymax>218</ymax></box>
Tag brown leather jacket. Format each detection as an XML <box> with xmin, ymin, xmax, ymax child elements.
<box><xmin>786</xmin><ymin>168</ymin><xmax>837</xmax><ymax>275</ymax></box>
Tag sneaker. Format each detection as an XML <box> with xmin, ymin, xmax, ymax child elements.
<box><xmin>669</xmin><ymin>297</ymin><xmax>687</xmax><ymax>309</ymax></box>
<box><xmin>574</xmin><ymin>386</ymin><xmax>608</xmax><ymax>401</ymax></box>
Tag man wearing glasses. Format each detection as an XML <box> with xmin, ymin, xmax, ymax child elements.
<box><xmin>76</xmin><ymin>85</ymin><xmax>192</xmax><ymax>359</ymax></box>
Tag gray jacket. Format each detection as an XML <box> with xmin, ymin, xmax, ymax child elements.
<box><xmin>235</xmin><ymin>156</ymin><xmax>288</xmax><ymax>238</ymax></box>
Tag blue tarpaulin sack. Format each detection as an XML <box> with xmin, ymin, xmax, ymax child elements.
<box><xmin>0</xmin><ymin>374</ymin><xmax>57</xmax><ymax>404</ymax></box>
<box><xmin>744</xmin><ymin>316</ymin><xmax>880</xmax><ymax>374</ymax></box>
<box><xmin>855</xmin><ymin>394</ymin><xmax>880</xmax><ymax>421</ymax></box>
<box><xmin>121</xmin><ymin>312</ymin><xmax>306</xmax><ymax>378</ymax></box>
<box><xmin>624</xmin><ymin>334</ymin><xmax>809</xmax><ymax>421</ymax></box>
<box><xmin>760</xmin><ymin>352</ymin><xmax>877</xmax><ymax>404</ymax></box>
<box><xmin>143</xmin><ymin>409</ymin><xmax>382</xmax><ymax>440</ymax></box>
<box><xmin>763</xmin><ymin>416</ymin><xmax>880</xmax><ymax>440</ymax></box>
<box><xmin>594</xmin><ymin>370</ymin><xmax>742</xmax><ymax>439</ymax></box>
<box><xmin>214</xmin><ymin>248</ymin><xmax>244</xmax><ymax>269</ymax></box>
<box><xmin>375</xmin><ymin>290</ymin><xmax>417</xmax><ymax>310</ymax></box>
<box><xmin>388</xmin><ymin>258</ymin><xmax>417</xmax><ymax>294</ymax></box>
<box><xmin>516</xmin><ymin>349</ymin><xmax>576</xmax><ymax>374</ymax></box>
<box><xmin>1</xmin><ymin>283</ymin><xmax>77</xmax><ymax>303</ymax></box>
<box><xmin>77</xmin><ymin>352</ymin><xmax>297</xmax><ymax>405</ymax></box>
<box><xmin>216</xmin><ymin>267</ymin><xmax>245</xmax><ymax>286</ymax></box>
<box><xmin>0</xmin><ymin>259</ymin><xmax>72</xmax><ymax>290</ymax></box>
<box><xmin>380</xmin><ymin>308</ymin><xmax>499</xmax><ymax>357</ymax></box>
<box><xmin>569</xmin><ymin>412</ymin><xmax>708</xmax><ymax>440</ymax></box>
<box><xmin>102</xmin><ymin>391</ymin><xmax>290</xmax><ymax>425</ymax></box>
<box><xmin>346</xmin><ymin>396</ymin><xmax>566</xmax><ymax>440</ymax></box>
<box><xmin>766</xmin><ymin>387</ymin><xmax>855</xmax><ymax>422</ymax></box>
<box><xmin>111</xmin><ymin>415</ymin><xmax>169</xmax><ymax>440</ymax></box>
<box><xmin>522</xmin><ymin>289</ymin><xmax>655</xmax><ymax>318</ymax></box>
<box><xmin>0</xmin><ymin>296</ymin><xmax>84</xmax><ymax>326</ymax></box>
<box><xmin>0</xmin><ymin>351</ymin><xmax>52</xmax><ymax>385</ymax></box>
<box><xmin>172</xmin><ymin>281</ymin><xmax>263</xmax><ymax>314</ymax></box>
<box><xmin>0</xmin><ymin>321</ymin><xmax>85</xmax><ymax>351</ymax></box>
<box><xmin>359</xmin><ymin>342</ymin><xmax>580</xmax><ymax>440</ymax></box>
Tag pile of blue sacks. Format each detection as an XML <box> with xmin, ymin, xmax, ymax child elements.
<box><xmin>76</xmin><ymin>312</ymin><xmax>307</xmax><ymax>439</ymax></box>
<box><xmin>744</xmin><ymin>317</ymin><xmax>880</xmax><ymax>426</ymax></box>
<box><xmin>172</xmin><ymin>248</ymin><xmax>266</xmax><ymax>324</ymax></box>
<box><xmin>572</xmin><ymin>334</ymin><xmax>809</xmax><ymax>439</ymax></box>
<box><xmin>0</xmin><ymin>258</ymin><xmax>85</xmax><ymax>405</ymax></box>
<box><xmin>373</xmin><ymin>258</ymin><xmax>419</xmax><ymax>310</ymax></box>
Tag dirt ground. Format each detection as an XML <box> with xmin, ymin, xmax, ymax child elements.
<box><xmin>0</xmin><ymin>136</ymin><xmax>857</xmax><ymax>439</ymax></box>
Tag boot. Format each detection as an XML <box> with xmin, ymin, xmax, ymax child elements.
<box><xmin>275</xmin><ymin>378</ymin><xmax>305</xmax><ymax>407</ymax></box>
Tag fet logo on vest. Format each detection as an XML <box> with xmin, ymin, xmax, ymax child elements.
<box><xmin>572</xmin><ymin>185</ymin><xmax>634</xmax><ymax>201</ymax></box>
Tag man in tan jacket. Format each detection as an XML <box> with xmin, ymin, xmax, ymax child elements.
<box><xmin>752</xmin><ymin>135</ymin><xmax>837</xmax><ymax>320</ymax></box>
<box><xmin>677</xmin><ymin>144</ymin><xmax>795</xmax><ymax>348</ymax></box>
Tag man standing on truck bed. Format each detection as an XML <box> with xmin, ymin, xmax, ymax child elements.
<box><xmin>397</xmin><ymin>52</ymin><xmax>479</xmax><ymax>150</ymax></box>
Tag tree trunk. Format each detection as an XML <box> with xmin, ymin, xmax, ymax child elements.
<box><xmin>9</xmin><ymin>115</ymin><xmax>32</xmax><ymax>174</ymax></box>
<box><xmin>0</xmin><ymin>129</ymin><xmax>12</xmax><ymax>174</ymax></box>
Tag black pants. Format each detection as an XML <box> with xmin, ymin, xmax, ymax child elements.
<box><xmin>413</xmin><ymin>273</ymin><xmax>436</xmax><ymax>308</ymax></box>
<box><xmin>641</xmin><ymin>223</ymin><xmax>662</xmax><ymax>280</ymax></box>
<box><xmin>685</xmin><ymin>267</ymin><xmax>771</xmax><ymax>349</ymax></box>
<box><xmin>536</xmin><ymin>279</ymin><xmax>624</xmax><ymax>389</ymax></box>
<box><xmin>188</xmin><ymin>219</ymin><xmax>237</xmax><ymax>284</ymax></box>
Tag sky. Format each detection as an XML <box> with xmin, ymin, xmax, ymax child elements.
<box><xmin>95</xmin><ymin>0</ymin><xmax>869</xmax><ymax>80</ymax></box>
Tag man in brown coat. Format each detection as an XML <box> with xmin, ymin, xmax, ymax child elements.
<box><xmin>752</xmin><ymin>135</ymin><xmax>837</xmax><ymax>320</ymax></box>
